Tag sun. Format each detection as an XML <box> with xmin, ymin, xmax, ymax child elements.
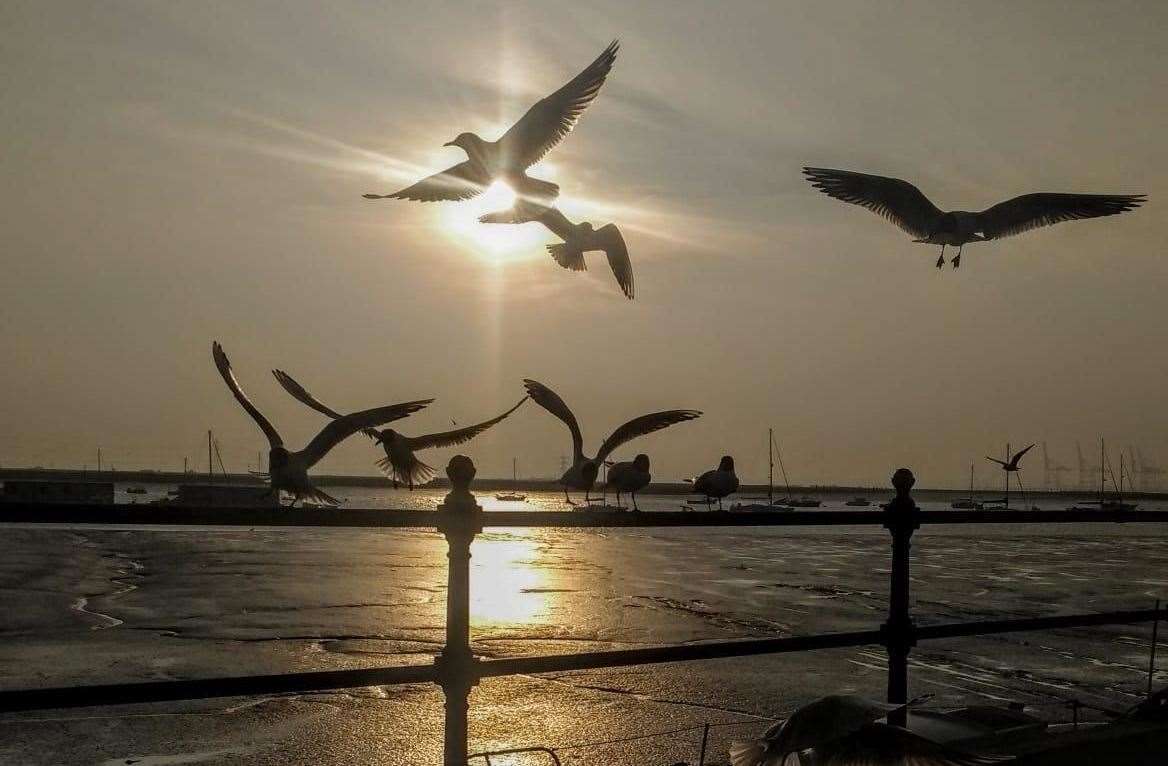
<box><xmin>437</xmin><ymin>179</ymin><xmax>554</xmax><ymax>263</ymax></box>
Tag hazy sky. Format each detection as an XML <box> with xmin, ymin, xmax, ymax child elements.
<box><xmin>2</xmin><ymin>1</ymin><xmax>1166</xmax><ymax>488</ymax></box>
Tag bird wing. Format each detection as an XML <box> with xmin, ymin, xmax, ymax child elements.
<box><xmin>597</xmin><ymin>410</ymin><xmax>702</xmax><ymax>463</ymax></box>
<box><xmin>407</xmin><ymin>397</ymin><xmax>528</xmax><ymax>451</ymax></box>
<box><xmin>272</xmin><ymin>369</ymin><xmax>346</xmax><ymax>420</ymax></box>
<box><xmin>497</xmin><ymin>40</ymin><xmax>619</xmax><ymax>169</ymax></box>
<box><xmin>984</xmin><ymin>457</ymin><xmax>1008</xmax><ymax>467</ymax></box>
<box><xmin>803</xmin><ymin>167</ymin><xmax>944</xmax><ymax>239</ymax></box>
<box><xmin>372</xmin><ymin>161</ymin><xmax>491</xmax><ymax>202</ymax></box>
<box><xmin>534</xmin><ymin>206</ymin><xmax>579</xmax><ymax>241</ymax></box>
<box><xmin>1011</xmin><ymin>443</ymin><xmax>1036</xmax><ymax>466</ymax></box>
<box><xmin>479</xmin><ymin>200</ymin><xmax>544</xmax><ymax>224</ymax></box>
<box><xmin>595</xmin><ymin>223</ymin><xmax>634</xmax><ymax>299</ymax></box>
<box><xmin>820</xmin><ymin>724</ymin><xmax>1012</xmax><ymax>766</ymax></box>
<box><xmin>975</xmin><ymin>193</ymin><xmax>1145</xmax><ymax>240</ymax></box>
<box><xmin>301</xmin><ymin>399</ymin><xmax>433</xmax><ymax>468</ymax></box>
<box><xmin>212</xmin><ymin>342</ymin><xmax>283</xmax><ymax>449</ymax></box>
<box><xmin>523</xmin><ymin>379</ymin><xmax>584</xmax><ymax>459</ymax></box>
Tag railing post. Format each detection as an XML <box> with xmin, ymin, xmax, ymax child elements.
<box><xmin>435</xmin><ymin>455</ymin><xmax>483</xmax><ymax>766</ymax></box>
<box><xmin>882</xmin><ymin>467</ymin><xmax>920</xmax><ymax>727</ymax></box>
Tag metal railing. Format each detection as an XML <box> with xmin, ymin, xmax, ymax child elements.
<box><xmin>2</xmin><ymin>458</ymin><xmax>1166</xmax><ymax>765</ymax></box>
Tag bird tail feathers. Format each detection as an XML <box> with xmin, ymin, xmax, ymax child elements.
<box><xmin>547</xmin><ymin>243</ymin><xmax>587</xmax><ymax>271</ymax></box>
<box><xmin>375</xmin><ymin>455</ymin><xmax>436</xmax><ymax>489</ymax></box>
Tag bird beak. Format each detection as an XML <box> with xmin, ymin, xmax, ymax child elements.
<box><xmin>443</xmin><ymin>140</ymin><xmax>456</xmax><ymax>147</ymax></box>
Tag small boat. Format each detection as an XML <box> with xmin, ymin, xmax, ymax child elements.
<box><xmin>495</xmin><ymin>458</ymin><xmax>527</xmax><ymax>502</ymax></box>
<box><xmin>783</xmin><ymin>496</ymin><xmax>822</xmax><ymax>508</ymax></box>
<box><xmin>844</xmin><ymin>497</ymin><xmax>871</xmax><ymax>507</ymax></box>
<box><xmin>124</xmin><ymin>486</ymin><xmax>148</xmax><ymax>495</ymax></box>
<box><xmin>732</xmin><ymin>428</ymin><xmax>817</xmax><ymax>511</ymax></box>
<box><xmin>1067</xmin><ymin>438</ymin><xmax>1139</xmax><ymax>511</ymax></box>
<box><xmin>951</xmin><ymin>463</ymin><xmax>984</xmax><ymax>509</ymax></box>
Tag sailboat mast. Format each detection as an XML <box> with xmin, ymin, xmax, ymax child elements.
<box><xmin>1100</xmin><ymin>437</ymin><xmax>1106</xmax><ymax>504</ymax></box>
<box><xmin>768</xmin><ymin>427</ymin><xmax>774</xmax><ymax>504</ymax></box>
<box><xmin>208</xmin><ymin>430</ymin><xmax>213</xmax><ymax>484</ymax></box>
<box><xmin>1004</xmin><ymin>442</ymin><xmax>1010</xmax><ymax>509</ymax></box>
<box><xmin>513</xmin><ymin>457</ymin><xmax>517</xmax><ymax>483</ymax></box>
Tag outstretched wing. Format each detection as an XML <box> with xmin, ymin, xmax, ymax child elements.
<box><xmin>498</xmin><ymin>40</ymin><xmax>619</xmax><ymax>169</ymax></box>
<box><xmin>1011</xmin><ymin>443</ymin><xmax>1036</xmax><ymax>466</ymax></box>
<box><xmin>821</xmin><ymin>723</ymin><xmax>1012</xmax><ymax>765</ymax></box>
<box><xmin>369</xmin><ymin>161</ymin><xmax>491</xmax><ymax>202</ymax></box>
<box><xmin>984</xmin><ymin>457</ymin><xmax>1008</xmax><ymax>468</ymax></box>
<box><xmin>803</xmin><ymin>167</ymin><xmax>944</xmax><ymax>239</ymax></box>
<box><xmin>975</xmin><ymin>193</ymin><xmax>1144</xmax><ymax>240</ymax></box>
<box><xmin>272</xmin><ymin>369</ymin><xmax>345</xmax><ymax>420</ymax></box>
<box><xmin>595</xmin><ymin>223</ymin><xmax>633</xmax><ymax>299</ymax></box>
<box><xmin>597</xmin><ymin>410</ymin><xmax>701</xmax><ymax>462</ymax></box>
<box><xmin>523</xmin><ymin>379</ymin><xmax>584</xmax><ymax>459</ymax></box>
<box><xmin>212</xmin><ymin>342</ymin><xmax>282</xmax><ymax>448</ymax></box>
<box><xmin>301</xmin><ymin>399</ymin><xmax>433</xmax><ymax>468</ymax></box>
<box><xmin>408</xmin><ymin>397</ymin><xmax>528</xmax><ymax>451</ymax></box>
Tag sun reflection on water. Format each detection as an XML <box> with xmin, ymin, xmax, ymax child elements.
<box><xmin>470</xmin><ymin>534</ymin><xmax>553</xmax><ymax>625</ymax></box>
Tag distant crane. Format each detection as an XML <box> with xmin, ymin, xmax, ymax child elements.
<box><xmin>1042</xmin><ymin>442</ymin><xmax>1072</xmax><ymax>490</ymax></box>
<box><xmin>1134</xmin><ymin>447</ymin><xmax>1165</xmax><ymax>492</ymax></box>
<box><xmin>1077</xmin><ymin>441</ymin><xmax>1101</xmax><ymax>491</ymax></box>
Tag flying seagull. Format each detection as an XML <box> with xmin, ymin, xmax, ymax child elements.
<box><xmin>364</xmin><ymin>41</ymin><xmax>619</xmax><ymax>204</ymax></box>
<box><xmin>986</xmin><ymin>443</ymin><xmax>1035</xmax><ymax>473</ymax></box>
<box><xmin>689</xmin><ymin>455</ymin><xmax>739</xmax><ymax>510</ymax></box>
<box><xmin>523</xmin><ymin>379</ymin><xmax>700</xmax><ymax>505</ymax></box>
<box><xmin>211</xmin><ymin>343</ymin><xmax>431</xmax><ymax>506</ymax></box>
<box><xmin>272</xmin><ymin>369</ymin><xmax>527</xmax><ymax>490</ymax></box>
<box><xmin>730</xmin><ymin>695</ymin><xmax>1005</xmax><ymax>766</ymax></box>
<box><xmin>605</xmin><ymin>454</ymin><xmax>651</xmax><ymax>510</ymax></box>
<box><xmin>480</xmin><ymin>202</ymin><xmax>634</xmax><ymax>299</ymax></box>
<box><xmin>803</xmin><ymin>167</ymin><xmax>1145</xmax><ymax>269</ymax></box>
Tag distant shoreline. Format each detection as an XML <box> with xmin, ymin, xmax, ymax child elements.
<box><xmin>3</xmin><ymin>467</ymin><xmax>1165</xmax><ymax>500</ymax></box>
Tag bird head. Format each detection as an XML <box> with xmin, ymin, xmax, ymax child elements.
<box><xmin>719</xmin><ymin>455</ymin><xmax>735</xmax><ymax>472</ymax></box>
<box><xmin>378</xmin><ymin>428</ymin><xmax>400</xmax><ymax>445</ymax></box>
<box><xmin>579</xmin><ymin>221</ymin><xmax>595</xmax><ymax>233</ymax></box>
<box><xmin>633</xmin><ymin>454</ymin><xmax>650</xmax><ymax>471</ymax></box>
<box><xmin>444</xmin><ymin>132</ymin><xmax>479</xmax><ymax>151</ymax></box>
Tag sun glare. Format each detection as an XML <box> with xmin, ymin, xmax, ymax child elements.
<box><xmin>438</xmin><ymin>178</ymin><xmax>555</xmax><ymax>263</ymax></box>
<box><xmin>470</xmin><ymin>536</ymin><xmax>552</xmax><ymax>625</ymax></box>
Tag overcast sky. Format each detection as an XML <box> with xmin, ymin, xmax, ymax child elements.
<box><xmin>2</xmin><ymin>1</ymin><xmax>1165</xmax><ymax>488</ymax></box>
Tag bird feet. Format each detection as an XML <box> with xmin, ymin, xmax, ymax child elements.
<box><xmin>952</xmin><ymin>253</ymin><xmax>961</xmax><ymax>269</ymax></box>
<box><xmin>935</xmin><ymin>254</ymin><xmax>945</xmax><ymax>269</ymax></box>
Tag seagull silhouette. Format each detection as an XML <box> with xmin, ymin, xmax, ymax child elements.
<box><xmin>211</xmin><ymin>343</ymin><xmax>431</xmax><ymax>506</ymax></box>
<box><xmin>606</xmin><ymin>454</ymin><xmax>651</xmax><ymax>510</ymax></box>
<box><xmin>272</xmin><ymin>369</ymin><xmax>527</xmax><ymax>490</ymax></box>
<box><xmin>523</xmin><ymin>379</ymin><xmax>700</xmax><ymax>505</ymax></box>
<box><xmin>690</xmin><ymin>455</ymin><xmax>739</xmax><ymax>510</ymax></box>
<box><xmin>480</xmin><ymin>202</ymin><xmax>633</xmax><ymax>299</ymax></box>
<box><xmin>729</xmin><ymin>695</ymin><xmax>1003</xmax><ymax>766</ymax></box>
<box><xmin>803</xmin><ymin>167</ymin><xmax>1145</xmax><ymax>269</ymax></box>
<box><xmin>986</xmin><ymin>443</ymin><xmax>1035</xmax><ymax>472</ymax></box>
<box><xmin>365</xmin><ymin>41</ymin><xmax>618</xmax><ymax>204</ymax></box>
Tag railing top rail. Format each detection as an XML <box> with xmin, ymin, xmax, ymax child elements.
<box><xmin>2</xmin><ymin>504</ymin><xmax>1167</xmax><ymax>528</ymax></box>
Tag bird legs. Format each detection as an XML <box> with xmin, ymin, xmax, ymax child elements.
<box><xmin>952</xmin><ymin>245</ymin><xmax>963</xmax><ymax>269</ymax></box>
<box><xmin>631</xmin><ymin>491</ymin><xmax>640</xmax><ymax>512</ymax></box>
<box><xmin>935</xmin><ymin>244</ymin><xmax>946</xmax><ymax>269</ymax></box>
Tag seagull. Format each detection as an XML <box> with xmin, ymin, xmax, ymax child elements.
<box><xmin>364</xmin><ymin>41</ymin><xmax>619</xmax><ymax>205</ymax></box>
<box><xmin>523</xmin><ymin>379</ymin><xmax>700</xmax><ymax>505</ymax></box>
<box><xmin>480</xmin><ymin>202</ymin><xmax>633</xmax><ymax>299</ymax></box>
<box><xmin>730</xmin><ymin>695</ymin><xmax>1006</xmax><ymax>766</ymax></box>
<box><xmin>272</xmin><ymin>369</ymin><xmax>527</xmax><ymax>491</ymax></box>
<box><xmin>986</xmin><ymin>443</ymin><xmax>1035</xmax><ymax>473</ymax></box>
<box><xmin>211</xmin><ymin>343</ymin><xmax>431</xmax><ymax>507</ymax></box>
<box><xmin>689</xmin><ymin>455</ymin><xmax>739</xmax><ymax>510</ymax></box>
<box><xmin>803</xmin><ymin>167</ymin><xmax>1145</xmax><ymax>269</ymax></box>
<box><xmin>605</xmin><ymin>454</ymin><xmax>651</xmax><ymax>510</ymax></box>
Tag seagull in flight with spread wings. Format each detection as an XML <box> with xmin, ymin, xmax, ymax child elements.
<box><xmin>803</xmin><ymin>167</ymin><xmax>1145</xmax><ymax>269</ymax></box>
<box><xmin>523</xmin><ymin>379</ymin><xmax>700</xmax><ymax>505</ymax></box>
<box><xmin>986</xmin><ymin>443</ymin><xmax>1035</xmax><ymax>473</ymax></box>
<box><xmin>364</xmin><ymin>41</ymin><xmax>618</xmax><ymax>205</ymax></box>
<box><xmin>211</xmin><ymin>343</ymin><xmax>431</xmax><ymax>507</ymax></box>
<box><xmin>272</xmin><ymin>369</ymin><xmax>527</xmax><ymax>490</ymax></box>
<box><xmin>480</xmin><ymin>201</ymin><xmax>633</xmax><ymax>298</ymax></box>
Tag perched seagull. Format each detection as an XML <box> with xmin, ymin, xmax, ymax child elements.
<box><xmin>986</xmin><ymin>443</ymin><xmax>1035</xmax><ymax>474</ymax></box>
<box><xmin>480</xmin><ymin>202</ymin><xmax>634</xmax><ymax>299</ymax></box>
<box><xmin>689</xmin><ymin>455</ymin><xmax>739</xmax><ymax>510</ymax></box>
<box><xmin>523</xmin><ymin>379</ymin><xmax>700</xmax><ymax>505</ymax></box>
<box><xmin>272</xmin><ymin>369</ymin><xmax>527</xmax><ymax>490</ymax></box>
<box><xmin>606</xmin><ymin>453</ymin><xmax>651</xmax><ymax>510</ymax></box>
<box><xmin>364</xmin><ymin>41</ymin><xmax>619</xmax><ymax>204</ymax></box>
<box><xmin>803</xmin><ymin>167</ymin><xmax>1145</xmax><ymax>269</ymax></box>
<box><xmin>211</xmin><ymin>343</ymin><xmax>431</xmax><ymax>507</ymax></box>
<box><xmin>730</xmin><ymin>695</ymin><xmax>1005</xmax><ymax>766</ymax></box>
